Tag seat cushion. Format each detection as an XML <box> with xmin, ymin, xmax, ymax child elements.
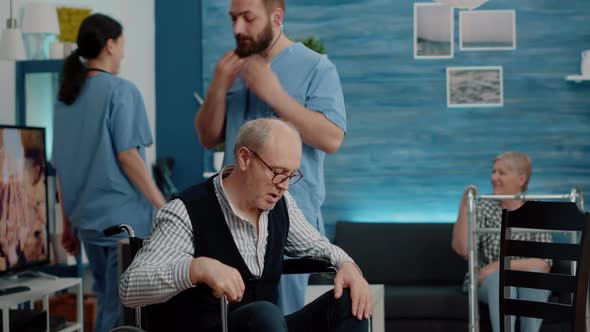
<box><xmin>385</xmin><ymin>285</ymin><xmax>566</xmax><ymax>323</ymax></box>
<box><xmin>385</xmin><ymin>286</ymin><xmax>469</xmax><ymax>320</ymax></box>
<box><xmin>335</xmin><ymin>222</ymin><xmax>467</xmax><ymax>285</ymax></box>
<box><xmin>386</xmin><ymin>319</ymin><xmax>470</xmax><ymax>332</ymax></box>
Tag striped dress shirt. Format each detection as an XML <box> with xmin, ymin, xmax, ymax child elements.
<box><xmin>120</xmin><ymin>167</ymin><xmax>353</xmax><ymax>307</ymax></box>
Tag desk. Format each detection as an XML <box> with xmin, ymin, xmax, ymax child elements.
<box><xmin>0</xmin><ymin>277</ymin><xmax>83</xmax><ymax>332</ymax></box>
<box><xmin>306</xmin><ymin>284</ymin><xmax>385</xmax><ymax>332</ymax></box>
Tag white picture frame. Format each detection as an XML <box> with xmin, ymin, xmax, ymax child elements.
<box><xmin>459</xmin><ymin>10</ymin><xmax>516</xmax><ymax>51</ymax></box>
<box><xmin>414</xmin><ymin>3</ymin><xmax>454</xmax><ymax>59</ymax></box>
<box><xmin>446</xmin><ymin>66</ymin><xmax>503</xmax><ymax>107</ymax></box>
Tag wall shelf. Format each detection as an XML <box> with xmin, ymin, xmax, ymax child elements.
<box><xmin>203</xmin><ymin>171</ymin><xmax>216</xmax><ymax>178</ymax></box>
<box><xmin>565</xmin><ymin>75</ymin><xmax>590</xmax><ymax>82</ymax></box>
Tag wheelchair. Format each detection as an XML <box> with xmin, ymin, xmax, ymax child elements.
<box><xmin>104</xmin><ymin>224</ymin><xmax>337</xmax><ymax>332</ymax></box>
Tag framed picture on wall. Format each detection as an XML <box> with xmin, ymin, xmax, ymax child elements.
<box><xmin>446</xmin><ymin>66</ymin><xmax>503</xmax><ymax>107</ymax></box>
<box><xmin>414</xmin><ymin>3</ymin><xmax>454</xmax><ymax>59</ymax></box>
<box><xmin>459</xmin><ymin>10</ymin><xmax>516</xmax><ymax>51</ymax></box>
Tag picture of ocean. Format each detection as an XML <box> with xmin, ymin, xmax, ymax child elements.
<box><xmin>448</xmin><ymin>68</ymin><xmax>503</xmax><ymax>106</ymax></box>
<box><xmin>417</xmin><ymin>38</ymin><xmax>452</xmax><ymax>56</ymax></box>
<box><xmin>414</xmin><ymin>3</ymin><xmax>453</xmax><ymax>58</ymax></box>
<box><xmin>462</xmin><ymin>41</ymin><xmax>514</xmax><ymax>49</ymax></box>
<box><xmin>460</xmin><ymin>10</ymin><xmax>516</xmax><ymax>51</ymax></box>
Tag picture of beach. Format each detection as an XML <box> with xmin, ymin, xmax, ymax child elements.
<box><xmin>460</xmin><ymin>10</ymin><xmax>516</xmax><ymax>50</ymax></box>
<box><xmin>446</xmin><ymin>66</ymin><xmax>503</xmax><ymax>107</ymax></box>
<box><xmin>414</xmin><ymin>3</ymin><xmax>453</xmax><ymax>59</ymax></box>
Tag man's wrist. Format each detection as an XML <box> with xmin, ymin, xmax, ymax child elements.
<box><xmin>339</xmin><ymin>261</ymin><xmax>363</xmax><ymax>276</ymax></box>
<box><xmin>188</xmin><ymin>257</ymin><xmax>203</xmax><ymax>286</ymax></box>
<box><xmin>206</xmin><ymin>83</ymin><xmax>229</xmax><ymax>100</ymax></box>
<box><xmin>209</xmin><ymin>74</ymin><xmax>234</xmax><ymax>96</ymax></box>
<box><xmin>267</xmin><ymin>87</ymin><xmax>294</xmax><ymax>116</ymax></box>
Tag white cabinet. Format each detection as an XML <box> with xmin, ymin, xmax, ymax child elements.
<box><xmin>0</xmin><ymin>277</ymin><xmax>83</xmax><ymax>332</ymax></box>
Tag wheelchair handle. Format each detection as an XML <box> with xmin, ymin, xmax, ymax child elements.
<box><xmin>103</xmin><ymin>224</ymin><xmax>136</xmax><ymax>238</ymax></box>
<box><xmin>221</xmin><ymin>295</ymin><xmax>228</xmax><ymax>332</ymax></box>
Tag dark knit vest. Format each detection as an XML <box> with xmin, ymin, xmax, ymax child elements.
<box><xmin>145</xmin><ymin>176</ymin><xmax>289</xmax><ymax>332</ymax></box>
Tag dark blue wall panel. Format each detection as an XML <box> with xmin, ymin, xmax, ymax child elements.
<box><xmin>156</xmin><ymin>0</ymin><xmax>203</xmax><ymax>191</ymax></box>
<box><xmin>202</xmin><ymin>1</ymin><xmax>590</xmax><ymax>233</ymax></box>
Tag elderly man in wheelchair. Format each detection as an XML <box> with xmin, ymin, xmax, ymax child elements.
<box><xmin>119</xmin><ymin>118</ymin><xmax>372</xmax><ymax>332</ymax></box>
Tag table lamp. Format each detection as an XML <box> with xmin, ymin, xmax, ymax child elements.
<box><xmin>21</xmin><ymin>2</ymin><xmax>60</xmax><ymax>59</ymax></box>
<box><xmin>0</xmin><ymin>0</ymin><xmax>26</xmax><ymax>60</ymax></box>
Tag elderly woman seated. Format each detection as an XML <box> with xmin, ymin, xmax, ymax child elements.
<box><xmin>452</xmin><ymin>151</ymin><xmax>552</xmax><ymax>332</ymax></box>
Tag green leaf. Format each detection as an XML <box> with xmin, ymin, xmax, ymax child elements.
<box><xmin>300</xmin><ymin>37</ymin><xmax>327</xmax><ymax>54</ymax></box>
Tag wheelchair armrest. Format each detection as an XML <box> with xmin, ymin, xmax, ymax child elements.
<box><xmin>282</xmin><ymin>257</ymin><xmax>336</xmax><ymax>274</ymax></box>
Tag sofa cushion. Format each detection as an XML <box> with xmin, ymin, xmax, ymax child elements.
<box><xmin>384</xmin><ymin>286</ymin><xmax>566</xmax><ymax>319</ymax></box>
<box><xmin>335</xmin><ymin>222</ymin><xmax>467</xmax><ymax>285</ymax></box>
<box><xmin>386</xmin><ymin>319</ymin><xmax>470</xmax><ymax>332</ymax></box>
<box><xmin>385</xmin><ymin>285</ymin><xmax>469</xmax><ymax>320</ymax></box>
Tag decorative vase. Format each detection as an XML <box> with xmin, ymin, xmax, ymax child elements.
<box><xmin>581</xmin><ymin>50</ymin><xmax>590</xmax><ymax>77</ymax></box>
<box><xmin>213</xmin><ymin>152</ymin><xmax>224</xmax><ymax>172</ymax></box>
<box><xmin>63</xmin><ymin>42</ymin><xmax>76</xmax><ymax>56</ymax></box>
<box><xmin>49</xmin><ymin>40</ymin><xmax>63</xmax><ymax>59</ymax></box>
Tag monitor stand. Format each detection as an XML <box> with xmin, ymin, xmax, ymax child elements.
<box><xmin>1</xmin><ymin>269</ymin><xmax>57</xmax><ymax>281</ymax></box>
<box><xmin>15</xmin><ymin>270</ymin><xmax>58</xmax><ymax>280</ymax></box>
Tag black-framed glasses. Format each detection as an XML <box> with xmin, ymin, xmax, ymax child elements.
<box><xmin>250</xmin><ymin>150</ymin><xmax>303</xmax><ymax>185</ymax></box>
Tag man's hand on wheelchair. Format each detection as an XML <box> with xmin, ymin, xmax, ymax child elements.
<box><xmin>190</xmin><ymin>257</ymin><xmax>245</xmax><ymax>303</ymax></box>
<box><xmin>333</xmin><ymin>261</ymin><xmax>372</xmax><ymax>320</ymax></box>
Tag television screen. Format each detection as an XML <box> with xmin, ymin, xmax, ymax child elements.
<box><xmin>0</xmin><ymin>126</ymin><xmax>49</xmax><ymax>275</ymax></box>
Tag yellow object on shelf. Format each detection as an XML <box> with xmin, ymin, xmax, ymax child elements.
<box><xmin>56</xmin><ymin>7</ymin><xmax>92</xmax><ymax>43</ymax></box>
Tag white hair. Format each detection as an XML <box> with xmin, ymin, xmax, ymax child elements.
<box><xmin>494</xmin><ymin>151</ymin><xmax>532</xmax><ymax>191</ymax></box>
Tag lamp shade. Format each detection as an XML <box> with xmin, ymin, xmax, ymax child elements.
<box><xmin>0</xmin><ymin>28</ymin><xmax>27</xmax><ymax>60</ymax></box>
<box><xmin>21</xmin><ymin>3</ymin><xmax>60</xmax><ymax>34</ymax></box>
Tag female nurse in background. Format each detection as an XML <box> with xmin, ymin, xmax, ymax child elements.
<box><xmin>52</xmin><ymin>13</ymin><xmax>166</xmax><ymax>332</ymax></box>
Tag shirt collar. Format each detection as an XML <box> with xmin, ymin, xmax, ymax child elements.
<box><xmin>213</xmin><ymin>165</ymin><xmax>268</xmax><ymax>221</ymax></box>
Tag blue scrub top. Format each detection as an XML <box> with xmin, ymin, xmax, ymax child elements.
<box><xmin>52</xmin><ymin>73</ymin><xmax>154</xmax><ymax>246</ymax></box>
<box><xmin>223</xmin><ymin>43</ymin><xmax>347</xmax><ymax>233</ymax></box>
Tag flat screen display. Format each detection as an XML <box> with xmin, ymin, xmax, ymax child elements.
<box><xmin>0</xmin><ymin>125</ymin><xmax>49</xmax><ymax>275</ymax></box>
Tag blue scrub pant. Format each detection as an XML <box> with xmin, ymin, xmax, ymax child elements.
<box><xmin>277</xmin><ymin>215</ymin><xmax>325</xmax><ymax>315</ymax></box>
<box><xmin>479</xmin><ymin>270</ymin><xmax>550</xmax><ymax>332</ymax></box>
<box><xmin>277</xmin><ymin>273</ymin><xmax>309</xmax><ymax>315</ymax></box>
<box><xmin>83</xmin><ymin>243</ymin><xmax>120</xmax><ymax>332</ymax></box>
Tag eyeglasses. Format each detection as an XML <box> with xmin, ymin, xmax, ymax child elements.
<box><xmin>250</xmin><ymin>150</ymin><xmax>303</xmax><ymax>185</ymax></box>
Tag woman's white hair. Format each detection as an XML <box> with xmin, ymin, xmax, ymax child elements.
<box><xmin>494</xmin><ymin>151</ymin><xmax>532</xmax><ymax>192</ymax></box>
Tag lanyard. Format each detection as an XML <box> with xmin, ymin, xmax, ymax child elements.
<box><xmin>87</xmin><ymin>67</ymin><xmax>110</xmax><ymax>74</ymax></box>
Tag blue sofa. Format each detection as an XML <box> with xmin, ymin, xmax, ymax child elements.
<box><xmin>330</xmin><ymin>221</ymin><xmax>572</xmax><ymax>332</ymax></box>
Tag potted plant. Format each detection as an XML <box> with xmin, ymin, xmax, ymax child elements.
<box><xmin>213</xmin><ymin>143</ymin><xmax>225</xmax><ymax>172</ymax></box>
<box><xmin>300</xmin><ymin>37</ymin><xmax>326</xmax><ymax>54</ymax></box>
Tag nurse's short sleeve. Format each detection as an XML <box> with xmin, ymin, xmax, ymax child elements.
<box><xmin>306</xmin><ymin>56</ymin><xmax>347</xmax><ymax>133</ymax></box>
<box><xmin>109</xmin><ymin>80</ymin><xmax>153</xmax><ymax>153</ymax></box>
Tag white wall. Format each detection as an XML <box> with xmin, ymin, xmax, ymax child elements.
<box><xmin>0</xmin><ymin>0</ymin><xmax>156</xmax><ymax>165</ymax></box>
<box><xmin>0</xmin><ymin>60</ymin><xmax>16</xmax><ymax>124</ymax></box>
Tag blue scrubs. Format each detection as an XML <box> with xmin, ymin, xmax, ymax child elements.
<box><xmin>223</xmin><ymin>43</ymin><xmax>347</xmax><ymax>314</ymax></box>
<box><xmin>53</xmin><ymin>72</ymin><xmax>155</xmax><ymax>332</ymax></box>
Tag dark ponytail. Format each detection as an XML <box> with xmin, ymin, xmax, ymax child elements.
<box><xmin>58</xmin><ymin>14</ymin><xmax>123</xmax><ymax>105</ymax></box>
